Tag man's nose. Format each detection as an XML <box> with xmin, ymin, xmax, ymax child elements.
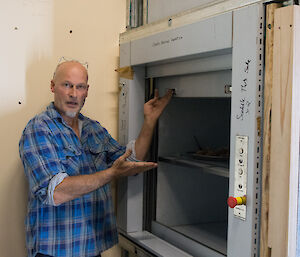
<box><xmin>69</xmin><ymin>87</ymin><xmax>77</xmax><ymax>98</ymax></box>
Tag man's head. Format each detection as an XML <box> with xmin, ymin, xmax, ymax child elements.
<box><xmin>51</xmin><ymin>61</ymin><xmax>89</xmax><ymax>120</ymax></box>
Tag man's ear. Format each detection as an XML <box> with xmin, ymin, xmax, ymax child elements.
<box><xmin>86</xmin><ymin>84</ymin><xmax>89</xmax><ymax>97</ymax></box>
<box><xmin>50</xmin><ymin>80</ymin><xmax>55</xmax><ymax>93</ymax></box>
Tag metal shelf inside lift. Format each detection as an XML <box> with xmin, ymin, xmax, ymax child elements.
<box><xmin>152</xmin><ymin>221</ymin><xmax>227</xmax><ymax>256</ymax></box>
<box><xmin>158</xmin><ymin>155</ymin><xmax>229</xmax><ymax>178</ymax></box>
<box><xmin>171</xmin><ymin>222</ymin><xmax>227</xmax><ymax>255</ymax></box>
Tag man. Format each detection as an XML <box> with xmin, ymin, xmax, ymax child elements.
<box><xmin>19</xmin><ymin>60</ymin><xmax>172</xmax><ymax>257</ymax></box>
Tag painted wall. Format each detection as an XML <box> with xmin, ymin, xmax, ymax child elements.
<box><xmin>0</xmin><ymin>0</ymin><xmax>125</xmax><ymax>256</ymax></box>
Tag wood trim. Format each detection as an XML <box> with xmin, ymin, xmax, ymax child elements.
<box><xmin>287</xmin><ymin>6</ymin><xmax>300</xmax><ymax>256</ymax></box>
<box><xmin>268</xmin><ymin>5</ymin><xmax>300</xmax><ymax>257</ymax></box>
<box><xmin>260</xmin><ymin>4</ymin><xmax>282</xmax><ymax>257</ymax></box>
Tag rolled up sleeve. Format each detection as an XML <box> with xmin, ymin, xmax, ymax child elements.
<box><xmin>19</xmin><ymin>120</ymin><xmax>68</xmax><ymax>204</ymax></box>
<box><xmin>46</xmin><ymin>172</ymin><xmax>69</xmax><ymax>206</ymax></box>
<box><xmin>126</xmin><ymin>140</ymin><xmax>140</xmax><ymax>162</ymax></box>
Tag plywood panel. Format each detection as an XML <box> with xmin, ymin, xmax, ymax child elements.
<box><xmin>259</xmin><ymin>3</ymin><xmax>281</xmax><ymax>257</ymax></box>
<box><xmin>268</xmin><ymin>5</ymin><xmax>300</xmax><ymax>257</ymax></box>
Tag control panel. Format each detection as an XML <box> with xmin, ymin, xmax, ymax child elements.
<box><xmin>232</xmin><ymin>135</ymin><xmax>248</xmax><ymax>220</ymax></box>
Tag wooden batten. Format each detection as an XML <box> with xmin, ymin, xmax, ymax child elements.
<box><xmin>260</xmin><ymin>3</ymin><xmax>281</xmax><ymax>257</ymax></box>
<box><xmin>268</xmin><ymin>5</ymin><xmax>300</xmax><ymax>257</ymax></box>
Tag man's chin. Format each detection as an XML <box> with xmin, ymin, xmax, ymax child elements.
<box><xmin>65</xmin><ymin>111</ymin><xmax>78</xmax><ymax>118</ymax></box>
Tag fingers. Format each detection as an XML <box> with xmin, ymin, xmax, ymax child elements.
<box><xmin>134</xmin><ymin>161</ymin><xmax>157</xmax><ymax>169</ymax></box>
<box><xmin>129</xmin><ymin>161</ymin><xmax>157</xmax><ymax>174</ymax></box>
<box><xmin>163</xmin><ymin>89</ymin><xmax>173</xmax><ymax>101</ymax></box>
<box><xmin>146</xmin><ymin>89</ymin><xmax>172</xmax><ymax>105</ymax></box>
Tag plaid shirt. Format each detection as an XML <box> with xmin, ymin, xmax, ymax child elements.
<box><xmin>19</xmin><ymin>103</ymin><xmax>126</xmax><ymax>257</ymax></box>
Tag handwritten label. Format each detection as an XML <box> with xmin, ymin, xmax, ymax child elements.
<box><xmin>236</xmin><ymin>59</ymin><xmax>252</xmax><ymax>121</ymax></box>
<box><xmin>152</xmin><ymin>36</ymin><xmax>183</xmax><ymax>48</ymax></box>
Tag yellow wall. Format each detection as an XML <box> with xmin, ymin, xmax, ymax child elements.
<box><xmin>0</xmin><ymin>1</ymin><xmax>125</xmax><ymax>256</ymax></box>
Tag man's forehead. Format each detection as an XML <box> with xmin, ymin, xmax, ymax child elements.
<box><xmin>54</xmin><ymin>61</ymin><xmax>88</xmax><ymax>81</ymax></box>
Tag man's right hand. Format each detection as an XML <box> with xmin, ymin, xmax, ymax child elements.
<box><xmin>53</xmin><ymin>150</ymin><xmax>156</xmax><ymax>205</ymax></box>
<box><xmin>110</xmin><ymin>149</ymin><xmax>157</xmax><ymax>178</ymax></box>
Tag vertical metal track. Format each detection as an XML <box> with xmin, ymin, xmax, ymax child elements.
<box><xmin>252</xmin><ymin>6</ymin><xmax>265</xmax><ymax>257</ymax></box>
<box><xmin>143</xmin><ymin>78</ymin><xmax>158</xmax><ymax>232</ymax></box>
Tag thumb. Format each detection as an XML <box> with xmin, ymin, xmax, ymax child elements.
<box><xmin>122</xmin><ymin>149</ymin><xmax>132</xmax><ymax>160</ymax></box>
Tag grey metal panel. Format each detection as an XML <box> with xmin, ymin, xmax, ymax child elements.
<box><xmin>157</xmin><ymin>97</ymin><xmax>231</xmax><ymax>156</ymax></box>
<box><xmin>121</xmin><ymin>231</ymin><xmax>193</xmax><ymax>257</ymax></box>
<box><xmin>119</xmin><ymin>78</ymin><xmax>130</xmax><ymax>145</ymax></box>
<box><xmin>152</xmin><ymin>222</ymin><xmax>226</xmax><ymax>257</ymax></box>
<box><xmin>126</xmin><ymin>68</ymin><xmax>145</xmax><ymax>232</ymax></box>
<box><xmin>227</xmin><ymin>4</ymin><xmax>264</xmax><ymax>257</ymax></box>
<box><xmin>128</xmin><ymin>67</ymin><xmax>145</xmax><ymax>141</ymax></box>
<box><xmin>156</xmin><ymin>70</ymin><xmax>232</xmax><ymax>98</ymax></box>
<box><xmin>120</xmin><ymin>42</ymin><xmax>131</xmax><ymax>68</ymax></box>
<box><xmin>148</xmin><ymin>0</ymin><xmax>222</xmax><ymax>24</ymax></box>
<box><xmin>131</xmin><ymin>12</ymin><xmax>232</xmax><ymax>65</ymax></box>
<box><xmin>156</xmin><ymin>162</ymin><xmax>228</xmax><ymax>226</ymax></box>
<box><xmin>117</xmin><ymin>67</ymin><xmax>146</xmax><ymax>233</ymax></box>
<box><xmin>117</xmin><ymin>78</ymin><xmax>130</xmax><ymax>232</ymax></box>
<box><xmin>118</xmin><ymin>3</ymin><xmax>265</xmax><ymax>255</ymax></box>
<box><xmin>147</xmin><ymin>53</ymin><xmax>232</xmax><ymax>78</ymax></box>
<box><xmin>117</xmin><ymin>177</ymin><xmax>128</xmax><ymax>232</ymax></box>
<box><xmin>126</xmin><ymin>174</ymin><xmax>144</xmax><ymax>232</ymax></box>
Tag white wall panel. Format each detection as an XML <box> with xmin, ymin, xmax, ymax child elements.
<box><xmin>0</xmin><ymin>1</ymin><xmax>125</xmax><ymax>256</ymax></box>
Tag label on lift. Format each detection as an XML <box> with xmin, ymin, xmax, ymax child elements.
<box><xmin>234</xmin><ymin>135</ymin><xmax>248</xmax><ymax>220</ymax></box>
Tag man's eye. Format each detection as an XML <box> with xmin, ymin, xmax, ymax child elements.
<box><xmin>63</xmin><ymin>83</ymin><xmax>70</xmax><ymax>87</ymax></box>
<box><xmin>77</xmin><ymin>84</ymin><xmax>87</xmax><ymax>90</ymax></box>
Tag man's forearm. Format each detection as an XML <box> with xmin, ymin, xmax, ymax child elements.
<box><xmin>53</xmin><ymin>150</ymin><xmax>158</xmax><ymax>205</ymax></box>
<box><xmin>135</xmin><ymin>117</ymin><xmax>157</xmax><ymax>160</ymax></box>
<box><xmin>53</xmin><ymin>168</ymin><xmax>114</xmax><ymax>205</ymax></box>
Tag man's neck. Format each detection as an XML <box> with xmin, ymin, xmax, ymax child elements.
<box><xmin>62</xmin><ymin>114</ymin><xmax>81</xmax><ymax>139</ymax></box>
<box><xmin>63</xmin><ymin>115</ymin><xmax>78</xmax><ymax>129</ymax></box>
<box><xmin>53</xmin><ymin>104</ymin><xmax>81</xmax><ymax>138</ymax></box>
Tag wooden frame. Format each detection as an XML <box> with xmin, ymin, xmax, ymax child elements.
<box><xmin>260</xmin><ymin>4</ymin><xmax>282</xmax><ymax>257</ymax></box>
<box><xmin>267</xmin><ymin>5</ymin><xmax>300</xmax><ymax>257</ymax></box>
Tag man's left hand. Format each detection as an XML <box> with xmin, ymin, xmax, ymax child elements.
<box><xmin>144</xmin><ymin>89</ymin><xmax>173</xmax><ymax>123</ymax></box>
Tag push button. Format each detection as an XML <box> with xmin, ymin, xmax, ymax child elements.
<box><xmin>227</xmin><ymin>196</ymin><xmax>247</xmax><ymax>208</ymax></box>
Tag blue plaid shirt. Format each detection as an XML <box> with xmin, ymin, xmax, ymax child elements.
<box><xmin>19</xmin><ymin>103</ymin><xmax>126</xmax><ymax>257</ymax></box>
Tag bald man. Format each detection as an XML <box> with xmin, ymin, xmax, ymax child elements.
<box><xmin>19</xmin><ymin>61</ymin><xmax>172</xmax><ymax>257</ymax></box>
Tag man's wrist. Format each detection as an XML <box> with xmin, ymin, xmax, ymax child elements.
<box><xmin>104</xmin><ymin>167</ymin><xmax>117</xmax><ymax>181</ymax></box>
<box><xmin>143</xmin><ymin>116</ymin><xmax>157</xmax><ymax>128</ymax></box>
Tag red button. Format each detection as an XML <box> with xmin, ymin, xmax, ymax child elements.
<box><xmin>227</xmin><ymin>196</ymin><xmax>238</xmax><ymax>208</ymax></box>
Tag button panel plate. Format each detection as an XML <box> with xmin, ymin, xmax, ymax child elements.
<box><xmin>234</xmin><ymin>135</ymin><xmax>248</xmax><ymax>220</ymax></box>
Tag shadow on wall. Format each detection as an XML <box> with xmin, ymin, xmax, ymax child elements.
<box><xmin>0</xmin><ymin>56</ymin><xmax>53</xmax><ymax>257</ymax></box>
